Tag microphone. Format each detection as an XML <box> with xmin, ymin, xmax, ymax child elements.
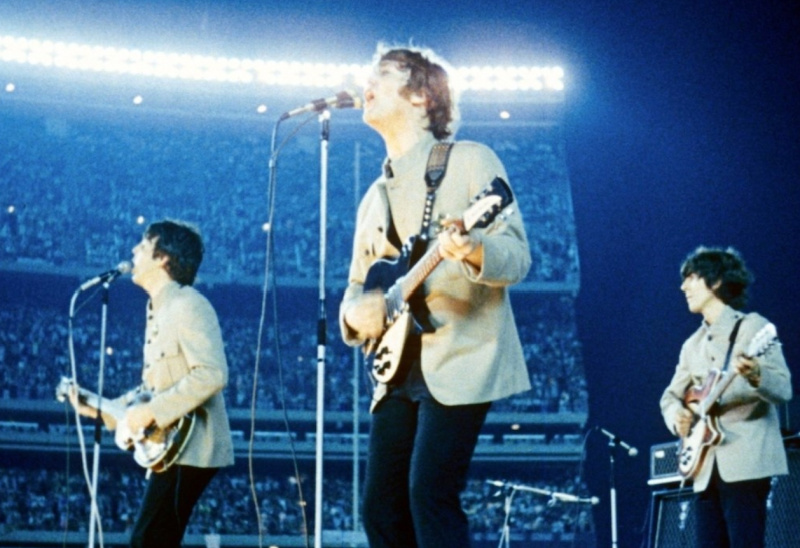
<box><xmin>549</xmin><ymin>492</ymin><xmax>600</xmax><ymax>505</ymax></box>
<box><xmin>79</xmin><ymin>261</ymin><xmax>132</xmax><ymax>291</ymax></box>
<box><xmin>597</xmin><ymin>426</ymin><xmax>639</xmax><ymax>457</ymax></box>
<box><xmin>279</xmin><ymin>90</ymin><xmax>362</xmax><ymax>120</ymax></box>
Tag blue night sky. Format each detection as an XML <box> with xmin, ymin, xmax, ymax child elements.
<box><xmin>2</xmin><ymin>1</ymin><xmax>799</xmax><ymax>545</ymax></box>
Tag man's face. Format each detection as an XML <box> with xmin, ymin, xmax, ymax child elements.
<box><xmin>130</xmin><ymin>235</ymin><xmax>166</xmax><ymax>287</ymax></box>
<box><xmin>681</xmin><ymin>273</ymin><xmax>720</xmax><ymax>315</ymax></box>
<box><xmin>362</xmin><ymin>60</ymin><xmax>422</xmax><ymax>131</ymax></box>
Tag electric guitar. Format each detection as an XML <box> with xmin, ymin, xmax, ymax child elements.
<box><xmin>677</xmin><ymin>322</ymin><xmax>778</xmax><ymax>479</ymax></box>
<box><xmin>55</xmin><ymin>377</ymin><xmax>195</xmax><ymax>473</ymax></box>
<box><xmin>363</xmin><ymin>176</ymin><xmax>515</xmax><ymax>384</ymax></box>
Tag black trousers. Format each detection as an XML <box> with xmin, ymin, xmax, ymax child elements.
<box><xmin>361</xmin><ymin>394</ymin><xmax>491</xmax><ymax>548</ymax></box>
<box><xmin>696</xmin><ymin>463</ymin><xmax>772</xmax><ymax>548</ymax></box>
<box><xmin>129</xmin><ymin>465</ymin><xmax>218</xmax><ymax>548</ymax></box>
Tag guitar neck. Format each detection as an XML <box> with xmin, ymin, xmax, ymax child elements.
<box><xmin>698</xmin><ymin>324</ymin><xmax>776</xmax><ymax>416</ymax></box>
<box><xmin>700</xmin><ymin>370</ymin><xmax>738</xmax><ymax>416</ymax></box>
<box><xmin>77</xmin><ymin>389</ymin><xmax>125</xmax><ymax>421</ymax></box>
<box><xmin>399</xmin><ymin>243</ymin><xmax>444</xmax><ymax>302</ymax></box>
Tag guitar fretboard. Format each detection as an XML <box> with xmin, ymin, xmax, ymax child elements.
<box><xmin>400</xmin><ymin>244</ymin><xmax>444</xmax><ymax>301</ymax></box>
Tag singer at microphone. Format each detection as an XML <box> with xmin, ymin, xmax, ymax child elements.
<box><xmin>63</xmin><ymin>220</ymin><xmax>235</xmax><ymax>548</ymax></box>
<box><xmin>279</xmin><ymin>90</ymin><xmax>363</xmax><ymax>120</ymax></box>
<box><xmin>341</xmin><ymin>44</ymin><xmax>532</xmax><ymax>548</ymax></box>
<box><xmin>79</xmin><ymin>261</ymin><xmax>132</xmax><ymax>291</ymax></box>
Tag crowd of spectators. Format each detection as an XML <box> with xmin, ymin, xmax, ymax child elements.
<box><xmin>0</xmin><ymin>107</ymin><xmax>579</xmax><ymax>286</ymax></box>
<box><xmin>0</xmin><ymin>465</ymin><xmax>593</xmax><ymax>539</ymax></box>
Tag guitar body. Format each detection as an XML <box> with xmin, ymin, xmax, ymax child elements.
<box><xmin>116</xmin><ymin>390</ymin><xmax>196</xmax><ymax>473</ymax></box>
<box><xmin>55</xmin><ymin>378</ymin><xmax>195</xmax><ymax>473</ymax></box>
<box><xmin>362</xmin><ymin>239</ymin><xmax>414</xmax><ymax>295</ymax></box>
<box><xmin>678</xmin><ymin>370</ymin><xmax>725</xmax><ymax>478</ymax></box>
<box><xmin>367</xmin><ymin>311</ymin><xmax>414</xmax><ymax>384</ymax></box>
<box><xmin>363</xmin><ymin>238</ymin><xmax>426</xmax><ymax>385</ymax></box>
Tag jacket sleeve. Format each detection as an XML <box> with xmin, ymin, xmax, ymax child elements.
<box><xmin>339</xmin><ymin>182</ymin><xmax>395</xmax><ymax>347</ymax></box>
<box><xmin>726</xmin><ymin>314</ymin><xmax>792</xmax><ymax>406</ymax></box>
<box><xmin>452</xmin><ymin>143</ymin><xmax>531</xmax><ymax>287</ymax></box>
<box><xmin>660</xmin><ymin>342</ymin><xmax>693</xmax><ymax>436</ymax></box>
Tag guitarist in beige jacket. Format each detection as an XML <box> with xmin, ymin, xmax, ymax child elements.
<box><xmin>660</xmin><ymin>246</ymin><xmax>792</xmax><ymax>548</ymax></box>
<box><xmin>69</xmin><ymin>220</ymin><xmax>234</xmax><ymax>548</ymax></box>
<box><xmin>340</xmin><ymin>45</ymin><xmax>531</xmax><ymax>548</ymax></box>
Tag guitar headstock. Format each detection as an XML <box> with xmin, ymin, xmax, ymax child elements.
<box><xmin>745</xmin><ymin>322</ymin><xmax>778</xmax><ymax>358</ymax></box>
<box><xmin>462</xmin><ymin>177</ymin><xmax>515</xmax><ymax>232</ymax></box>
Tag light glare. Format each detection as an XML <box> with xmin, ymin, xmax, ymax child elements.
<box><xmin>0</xmin><ymin>34</ymin><xmax>566</xmax><ymax>93</ymax></box>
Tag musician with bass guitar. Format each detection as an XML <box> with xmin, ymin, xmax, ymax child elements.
<box><xmin>660</xmin><ymin>246</ymin><xmax>792</xmax><ymax>548</ymax></box>
<box><xmin>66</xmin><ymin>220</ymin><xmax>234</xmax><ymax>548</ymax></box>
<box><xmin>339</xmin><ymin>45</ymin><xmax>532</xmax><ymax>548</ymax></box>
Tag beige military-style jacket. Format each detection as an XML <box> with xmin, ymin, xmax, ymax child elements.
<box><xmin>340</xmin><ymin>134</ymin><xmax>532</xmax><ymax>407</ymax></box>
<box><xmin>111</xmin><ymin>281</ymin><xmax>234</xmax><ymax>468</ymax></box>
<box><xmin>660</xmin><ymin>306</ymin><xmax>792</xmax><ymax>491</ymax></box>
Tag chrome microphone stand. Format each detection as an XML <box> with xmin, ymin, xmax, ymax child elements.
<box><xmin>492</xmin><ymin>481</ymin><xmax>518</xmax><ymax>548</ymax></box>
<box><xmin>488</xmin><ymin>479</ymin><xmax>599</xmax><ymax>548</ymax></box>
<box><xmin>67</xmin><ymin>280</ymin><xmax>113</xmax><ymax>548</ymax></box>
<box><xmin>607</xmin><ymin>436</ymin><xmax>619</xmax><ymax>548</ymax></box>
<box><xmin>312</xmin><ymin>109</ymin><xmax>331</xmax><ymax>548</ymax></box>
<box><xmin>596</xmin><ymin>426</ymin><xmax>638</xmax><ymax>548</ymax></box>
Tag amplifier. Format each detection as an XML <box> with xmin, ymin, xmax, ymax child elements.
<box><xmin>649</xmin><ymin>448</ymin><xmax>800</xmax><ymax>547</ymax></box>
<box><xmin>649</xmin><ymin>441</ymin><xmax>683</xmax><ymax>486</ymax></box>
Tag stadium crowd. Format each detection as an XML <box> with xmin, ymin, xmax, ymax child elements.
<box><xmin>0</xmin><ymin>108</ymin><xmax>579</xmax><ymax>286</ymax></box>
<box><xmin>0</xmin><ymin>465</ymin><xmax>594</xmax><ymax>539</ymax></box>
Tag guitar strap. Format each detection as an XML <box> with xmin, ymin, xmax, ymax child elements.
<box><xmin>419</xmin><ymin>141</ymin><xmax>454</xmax><ymax>241</ymax></box>
<box><xmin>721</xmin><ymin>317</ymin><xmax>744</xmax><ymax>372</ymax></box>
<box><xmin>381</xmin><ymin>141</ymin><xmax>454</xmax><ymax>343</ymax></box>
<box><xmin>382</xmin><ymin>142</ymin><xmax>453</xmax><ymax>251</ymax></box>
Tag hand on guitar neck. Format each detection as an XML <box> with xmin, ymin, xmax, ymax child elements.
<box><xmin>65</xmin><ymin>382</ymin><xmax>155</xmax><ymax>433</ymax></box>
<box><xmin>65</xmin><ymin>383</ymin><xmax>108</xmax><ymax>423</ymax></box>
<box><xmin>734</xmin><ymin>353</ymin><xmax>761</xmax><ymax>387</ymax></box>
<box><xmin>437</xmin><ymin>222</ymin><xmax>483</xmax><ymax>267</ymax></box>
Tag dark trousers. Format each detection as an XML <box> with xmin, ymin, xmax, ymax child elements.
<box><xmin>362</xmin><ymin>394</ymin><xmax>491</xmax><ymax>548</ymax></box>
<box><xmin>696</xmin><ymin>463</ymin><xmax>771</xmax><ymax>548</ymax></box>
<box><xmin>130</xmin><ymin>465</ymin><xmax>218</xmax><ymax>548</ymax></box>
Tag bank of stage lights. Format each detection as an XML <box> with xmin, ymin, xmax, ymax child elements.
<box><xmin>0</xmin><ymin>35</ymin><xmax>564</xmax><ymax>93</ymax></box>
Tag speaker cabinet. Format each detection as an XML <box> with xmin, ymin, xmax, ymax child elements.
<box><xmin>649</xmin><ymin>448</ymin><xmax>800</xmax><ymax>548</ymax></box>
<box><xmin>765</xmin><ymin>448</ymin><xmax>800</xmax><ymax>547</ymax></box>
<box><xmin>649</xmin><ymin>487</ymin><xmax>697</xmax><ymax>548</ymax></box>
